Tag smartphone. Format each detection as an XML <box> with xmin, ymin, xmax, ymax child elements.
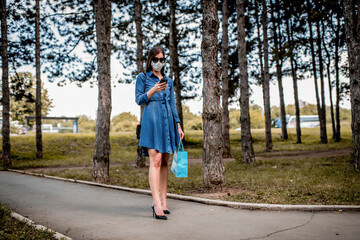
<box><xmin>159</xmin><ymin>78</ymin><xmax>168</xmax><ymax>84</ymax></box>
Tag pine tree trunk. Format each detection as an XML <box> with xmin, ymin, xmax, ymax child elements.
<box><xmin>221</xmin><ymin>0</ymin><xmax>231</xmax><ymax>158</ymax></box>
<box><xmin>35</xmin><ymin>0</ymin><xmax>43</xmax><ymax>159</ymax></box>
<box><xmin>1</xmin><ymin>0</ymin><xmax>11</xmax><ymax>168</ymax></box>
<box><xmin>334</xmin><ymin>13</ymin><xmax>341</xmax><ymax>142</ymax></box>
<box><xmin>316</xmin><ymin>20</ymin><xmax>328</xmax><ymax>144</ymax></box>
<box><xmin>262</xmin><ymin>0</ymin><xmax>272</xmax><ymax>151</ymax></box>
<box><xmin>327</xmin><ymin>63</ymin><xmax>336</xmax><ymax>139</ymax></box>
<box><xmin>135</xmin><ymin>0</ymin><xmax>145</xmax><ymax>168</ymax></box>
<box><xmin>93</xmin><ymin>0</ymin><xmax>112</xmax><ymax>183</ymax></box>
<box><xmin>201</xmin><ymin>0</ymin><xmax>225</xmax><ymax>190</ymax></box>
<box><xmin>272</xmin><ymin>0</ymin><xmax>288</xmax><ymax>140</ymax></box>
<box><xmin>169</xmin><ymin>0</ymin><xmax>184</xmax><ymax>133</ymax></box>
<box><xmin>322</xmin><ymin>24</ymin><xmax>336</xmax><ymax>139</ymax></box>
<box><xmin>343</xmin><ymin>0</ymin><xmax>360</xmax><ymax>171</ymax></box>
<box><xmin>307</xmin><ymin>1</ymin><xmax>323</xmax><ymax>143</ymax></box>
<box><xmin>286</xmin><ymin>18</ymin><xmax>301</xmax><ymax>143</ymax></box>
<box><xmin>237</xmin><ymin>0</ymin><xmax>255</xmax><ymax>163</ymax></box>
<box><xmin>255</xmin><ymin>5</ymin><xmax>264</xmax><ymax>85</ymax></box>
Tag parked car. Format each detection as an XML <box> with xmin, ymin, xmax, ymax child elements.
<box><xmin>273</xmin><ymin>116</ymin><xmax>290</xmax><ymax>128</ymax></box>
<box><xmin>286</xmin><ymin>115</ymin><xmax>320</xmax><ymax>128</ymax></box>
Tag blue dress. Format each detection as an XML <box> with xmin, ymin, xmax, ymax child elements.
<box><xmin>135</xmin><ymin>70</ymin><xmax>181</xmax><ymax>157</ymax></box>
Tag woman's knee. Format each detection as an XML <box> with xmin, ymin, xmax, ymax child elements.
<box><xmin>149</xmin><ymin>150</ymin><xmax>162</xmax><ymax>168</ymax></box>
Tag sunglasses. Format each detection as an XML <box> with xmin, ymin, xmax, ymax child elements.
<box><xmin>152</xmin><ymin>57</ymin><xmax>166</xmax><ymax>63</ymax></box>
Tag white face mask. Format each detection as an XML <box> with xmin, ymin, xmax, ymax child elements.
<box><xmin>151</xmin><ymin>61</ymin><xmax>165</xmax><ymax>72</ymax></box>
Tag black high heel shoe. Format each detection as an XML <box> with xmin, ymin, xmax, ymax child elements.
<box><xmin>163</xmin><ymin>209</ymin><xmax>170</xmax><ymax>214</ymax></box>
<box><xmin>151</xmin><ymin>205</ymin><xmax>167</xmax><ymax>220</ymax></box>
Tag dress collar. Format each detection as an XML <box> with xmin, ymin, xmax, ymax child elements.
<box><xmin>147</xmin><ymin>70</ymin><xmax>167</xmax><ymax>79</ymax></box>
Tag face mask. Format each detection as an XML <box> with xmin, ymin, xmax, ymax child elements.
<box><xmin>151</xmin><ymin>61</ymin><xmax>165</xmax><ymax>72</ymax></box>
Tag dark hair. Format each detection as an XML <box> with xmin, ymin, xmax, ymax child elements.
<box><xmin>145</xmin><ymin>46</ymin><xmax>166</xmax><ymax>72</ymax></box>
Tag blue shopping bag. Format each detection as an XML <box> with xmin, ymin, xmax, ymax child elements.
<box><xmin>171</xmin><ymin>140</ymin><xmax>188</xmax><ymax>178</ymax></box>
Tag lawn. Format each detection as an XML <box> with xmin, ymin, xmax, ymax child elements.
<box><xmin>1</xmin><ymin>125</ymin><xmax>359</xmax><ymax>205</ymax></box>
<box><xmin>0</xmin><ymin>202</ymin><xmax>57</xmax><ymax>240</ymax></box>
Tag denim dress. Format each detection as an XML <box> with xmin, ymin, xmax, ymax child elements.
<box><xmin>135</xmin><ymin>71</ymin><xmax>181</xmax><ymax>156</ymax></box>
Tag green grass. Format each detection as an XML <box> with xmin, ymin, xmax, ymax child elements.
<box><xmin>1</xmin><ymin>125</ymin><xmax>359</xmax><ymax>205</ymax></box>
<box><xmin>0</xmin><ymin>203</ymin><xmax>57</xmax><ymax>240</ymax></box>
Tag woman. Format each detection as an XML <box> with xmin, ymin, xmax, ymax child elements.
<box><xmin>135</xmin><ymin>46</ymin><xmax>184</xmax><ymax>220</ymax></box>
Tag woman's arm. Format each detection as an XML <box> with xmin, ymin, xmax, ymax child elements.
<box><xmin>135</xmin><ymin>73</ymin><xmax>167</xmax><ymax>105</ymax></box>
<box><xmin>135</xmin><ymin>73</ymin><xmax>149</xmax><ymax>106</ymax></box>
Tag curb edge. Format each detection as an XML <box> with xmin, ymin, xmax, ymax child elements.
<box><xmin>10</xmin><ymin>211</ymin><xmax>72</xmax><ymax>240</ymax></box>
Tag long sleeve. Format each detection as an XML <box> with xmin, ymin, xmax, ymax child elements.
<box><xmin>170</xmin><ymin>79</ymin><xmax>181</xmax><ymax>123</ymax></box>
<box><xmin>135</xmin><ymin>73</ymin><xmax>149</xmax><ymax>106</ymax></box>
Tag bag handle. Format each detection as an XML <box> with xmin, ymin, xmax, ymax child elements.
<box><xmin>178</xmin><ymin>140</ymin><xmax>184</xmax><ymax>151</ymax></box>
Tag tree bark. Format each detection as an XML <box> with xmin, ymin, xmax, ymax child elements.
<box><xmin>334</xmin><ymin>12</ymin><xmax>341</xmax><ymax>142</ymax></box>
<box><xmin>255</xmin><ymin>4</ymin><xmax>264</xmax><ymax>86</ymax></box>
<box><xmin>35</xmin><ymin>0</ymin><xmax>43</xmax><ymax>159</ymax></box>
<box><xmin>286</xmin><ymin>18</ymin><xmax>301</xmax><ymax>143</ymax></box>
<box><xmin>262</xmin><ymin>0</ymin><xmax>272</xmax><ymax>151</ymax></box>
<box><xmin>135</xmin><ymin>0</ymin><xmax>146</xmax><ymax>168</ymax></box>
<box><xmin>343</xmin><ymin>0</ymin><xmax>360</xmax><ymax>171</ymax></box>
<box><xmin>322</xmin><ymin>22</ymin><xmax>336</xmax><ymax>139</ymax></box>
<box><xmin>272</xmin><ymin>0</ymin><xmax>288</xmax><ymax>140</ymax></box>
<box><xmin>237</xmin><ymin>0</ymin><xmax>255</xmax><ymax>163</ymax></box>
<box><xmin>168</xmin><ymin>0</ymin><xmax>184</xmax><ymax>133</ymax></box>
<box><xmin>316</xmin><ymin>19</ymin><xmax>328</xmax><ymax>144</ymax></box>
<box><xmin>1</xmin><ymin>0</ymin><xmax>11</xmax><ymax>168</ymax></box>
<box><xmin>307</xmin><ymin>0</ymin><xmax>325</xmax><ymax>143</ymax></box>
<box><xmin>93</xmin><ymin>0</ymin><xmax>112</xmax><ymax>183</ymax></box>
<box><xmin>325</xmin><ymin>55</ymin><xmax>336</xmax><ymax>139</ymax></box>
<box><xmin>201</xmin><ymin>0</ymin><xmax>225</xmax><ymax>190</ymax></box>
<box><xmin>221</xmin><ymin>0</ymin><xmax>231</xmax><ymax>158</ymax></box>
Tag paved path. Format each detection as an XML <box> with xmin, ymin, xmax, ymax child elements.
<box><xmin>1</xmin><ymin>171</ymin><xmax>360</xmax><ymax>240</ymax></box>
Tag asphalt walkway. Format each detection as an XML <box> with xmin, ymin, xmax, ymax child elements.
<box><xmin>0</xmin><ymin>171</ymin><xmax>359</xmax><ymax>240</ymax></box>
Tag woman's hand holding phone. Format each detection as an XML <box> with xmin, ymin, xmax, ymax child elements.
<box><xmin>153</xmin><ymin>79</ymin><xmax>168</xmax><ymax>93</ymax></box>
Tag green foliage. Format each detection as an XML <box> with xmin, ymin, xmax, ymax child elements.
<box><xmin>0</xmin><ymin>203</ymin><xmax>56</xmax><ymax>239</ymax></box>
<box><xmin>182</xmin><ymin>105</ymin><xmax>203</xmax><ymax>130</ymax></box>
<box><xmin>250</xmin><ymin>104</ymin><xmax>265</xmax><ymax>129</ymax></box>
<box><xmin>9</xmin><ymin>72</ymin><xmax>54</xmax><ymax>125</ymax></box>
<box><xmin>78</xmin><ymin>115</ymin><xmax>96</xmax><ymax>133</ymax></box>
<box><xmin>229</xmin><ymin>105</ymin><xmax>265</xmax><ymax>129</ymax></box>
<box><xmin>229</xmin><ymin>108</ymin><xmax>240</xmax><ymax>129</ymax></box>
<box><xmin>111</xmin><ymin>112</ymin><xmax>138</xmax><ymax>133</ymax></box>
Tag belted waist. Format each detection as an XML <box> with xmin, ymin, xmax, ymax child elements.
<box><xmin>148</xmin><ymin>98</ymin><xmax>170</xmax><ymax>102</ymax></box>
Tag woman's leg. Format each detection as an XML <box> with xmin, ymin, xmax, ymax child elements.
<box><xmin>159</xmin><ymin>153</ymin><xmax>170</xmax><ymax>210</ymax></box>
<box><xmin>148</xmin><ymin>148</ymin><xmax>165</xmax><ymax>216</ymax></box>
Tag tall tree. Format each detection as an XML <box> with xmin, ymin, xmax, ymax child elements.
<box><xmin>237</xmin><ymin>0</ymin><xmax>255</xmax><ymax>163</ymax></box>
<box><xmin>315</xmin><ymin>13</ymin><xmax>328</xmax><ymax>143</ymax></box>
<box><xmin>92</xmin><ymin>0</ymin><xmax>112</xmax><ymax>183</ymax></box>
<box><xmin>307</xmin><ymin>0</ymin><xmax>327</xmax><ymax>144</ymax></box>
<box><xmin>285</xmin><ymin>8</ymin><xmax>301</xmax><ymax>143</ymax></box>
<box><xmin>322</xmin><ymin>22</ymin><xmax>336</xmax><ymax>139</ymax></box>
<box><xmin>1</xmin><ymin>0</ymin><xmax>11</xmax><ymax>168</ymax></box>
<box><xmin>342</xmin><ymin>0</ymin><xmax>360</xmax><ymax>170</ymax></box>
<box><xmin>262</xmin><ymin>0</ymin><xmax>272</xmax><ymax>151</ymax></box>
<box><xmin>135</xmin><ymin>0</ymin><xmax>146</xmax><ymax>168</ymax></box>
<box><xmin>168</xmin><ymin>0</ymin><xmax>184</xmax><ymax>133</ymax></box>
<box><xmin>201</xmin><ymin>0</ymin><xmax>225</xmax><ymax>190</ymax></box>
<box><xmin>331</xmin><ymin>2</ymin><xmax>344</xmax><ymax>142</ymax></box>
<box><xmin>222</xmin><ymin>0</ymin><xmax>231</xmax><ymax>158</ymax></box>
<box><xmin>271</xmin><ymin>0</ymin><xmax>288</xmax><ymax>140</ymax></box>
<box><xmin>35</xmin><ymin>0</ymin><xmax>43</xmax><ymax>158</ymax></box>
